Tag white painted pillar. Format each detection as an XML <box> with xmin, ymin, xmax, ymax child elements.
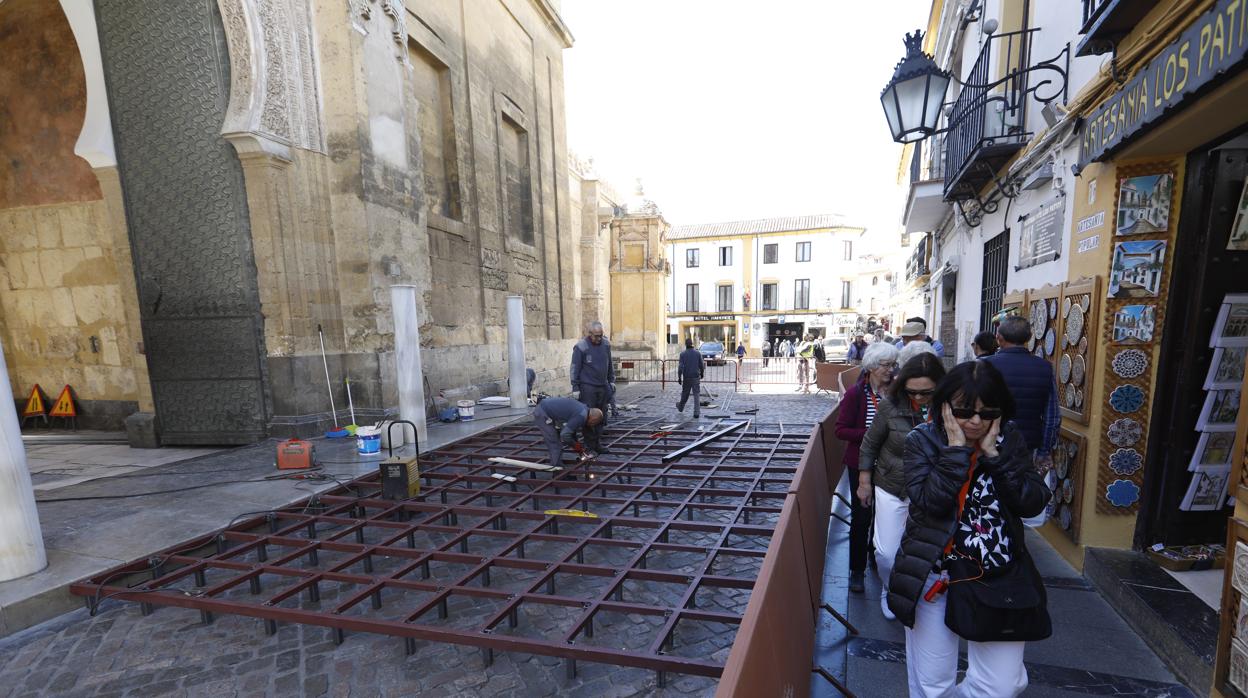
<box><xmin>0</xmin><ymin>335</ymin><xmax>47</xmax><ymax>582</ymax></box>
<box><xmin>506</xmin><ymin>295</ymin><xmax>527</xmax><ymax>408</ymax></box>
<box><xmin>390</xmin><ymin>285</ymin><xmax>427</xmax><ymax>448</ymax></box>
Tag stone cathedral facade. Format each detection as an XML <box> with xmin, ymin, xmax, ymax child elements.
<box><xmin>0</xmin><ymin>0</ymin><xmax>582</xmax><ymax>444</ymax></box>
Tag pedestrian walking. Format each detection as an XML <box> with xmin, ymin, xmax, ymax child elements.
<box><xmin>888</xmin><ymin>360</ymin><xmax>1051</xmax><ymax>697</ymax></box>
<box><xmin>833</xmin><ymin>342</ymin><xmax>899</xmax><ymax>593</ymax></box>
<box><xmin>735</xmin><ymin>342</ymin><xmax>746</xmax><ymax>361</ymax></box>
<box><xmin>847</xmin><ymin>333</ymin><xmax>868</xmax><ymax>364</ymax></box>
<box><xmin>895</xmin><ymin>318</ymin><xmax>945</xmax><ymax>355</ymax></box>
<box><xmin>797</xmin><ymin>334</ymin><xmax>816</xmax><ymax>393</ymax></box>
<box><xmin>787</xmin><ymin>339</ymin><xmax>796</xmax><ymax>358</ymax></box>
<box><xmin>532</xmin><ymin>397</ymin><xmax>603</xmax><ymax>466</ymax></box>
<box><xmin>857</xmin><ymin>352</ymin><xmax>946</xmax><ymax>621</ymax></box>
<box><xmin>570</xmin><ymin>321</ymin><xmax>614</xmax><ymax>454</ymax></box>
<box><xmin>676</xmin><ymin>338</ymin><xmax>705</xmax><ymax>418</ymax></box>
<box><xmin>972</xmin><ymin>331</ymin><xmax>999</xmax><ymax>358</ymax></box>
<box><xmin>981</xmin><ymin>315</ymin><xmax>1058</xmax><ymax>527</ymax></box>
<box><xmin>762</xmin><ymin>341</ymin><xmax>771</xmax><ymax>367</ymax></box>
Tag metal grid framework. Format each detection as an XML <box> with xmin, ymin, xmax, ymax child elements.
<box><xmin>70</xmin><ymin>416</ymin><xmax>811</xmax><ymax>684</ymax></box>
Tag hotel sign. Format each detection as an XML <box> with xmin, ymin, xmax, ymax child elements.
<box><xmin>1079</xmin><ymin>0</ymin><xmax>1248</xmax><ymax>167</ymax></box>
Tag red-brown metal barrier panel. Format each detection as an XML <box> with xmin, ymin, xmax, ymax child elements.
<box><xmin>612</xmin><ymin>358</ymin><xmax>674</xmax><ymax>386</ymax></box>
<box><xmin>717</xmin><ymin>406</ymin><xmax>846</xmax><ymax>697</ymax></box>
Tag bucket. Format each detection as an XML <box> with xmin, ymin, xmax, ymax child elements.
<box><xmin>457</xmin><ymin>400</ymin><xmax>476</xmax><ymax>421</ymax></box>
<box><xmin>356</xmin><ymin>426</ymin><xmax>382</xmax><ymax>455</ymax></box>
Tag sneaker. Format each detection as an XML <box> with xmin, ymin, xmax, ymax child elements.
<box><xmin>880</xmin><ymin>590</ymin><xmax>896</xmax><ymax>620</ymax></box>
<box><xmin>676</xmin><ymin>402</ymin><xmax>684</xmax><ymax>412</ymax></box>
<box><xmin>849</xmin><ymin>571</ymin><xmax>865</xmax><ymax>593</ymax></box>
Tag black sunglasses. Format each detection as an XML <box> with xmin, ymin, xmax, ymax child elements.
<box><xmin>950</xmin><ymin>406</ymin><xmax>1003</xmax><ymax>421</ymax></box>
<box><xmin>905</xmin><ymin>388</ymin><xmax>935</xmax><ymax>397</ymax></box>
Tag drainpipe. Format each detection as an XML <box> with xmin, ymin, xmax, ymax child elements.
<box><xmin>0</xmin><ymin>335</ymin><xmax>47</xmax><ymax>582</ymax></box>
<box><xmin>506</xmin><ymin>296</ymin><xmax>527</xmax><ymax>408</ymax></box>
<box><xmin>390</xmin><ymin>285</ymin><xmax>428</xmax><ymax>447</ymax></box>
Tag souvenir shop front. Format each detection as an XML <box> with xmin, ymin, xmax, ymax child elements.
<box><xmin>1040</xmin><ymin>2</ymin><xmax>1248</xmax><ymax>691</ymax></box>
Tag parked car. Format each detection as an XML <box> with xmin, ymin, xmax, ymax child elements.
<box><xmin>698</xmin><ymin>341</ymin><xmax>726</xmax><ymax>365</ymax></box>
<box><xmin>822</xmin><ymin>336</ymin><xmax>849</xmax><ymax>362</ymax></box>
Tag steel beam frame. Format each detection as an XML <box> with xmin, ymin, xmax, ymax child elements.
<box><xmin>71</xmin><ymin>416</ymin><xmax>809</xmax><ymax>683</ymax></box>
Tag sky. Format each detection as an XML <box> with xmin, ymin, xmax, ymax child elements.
<box><xmin>561</xmin><ymin>0</ymin><xmax>933</xmax><ymax>252</ymax></box>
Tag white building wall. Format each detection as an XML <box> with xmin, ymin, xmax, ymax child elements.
<box><xmin>669</xmin><ymin>238</ymin><xmax>745</xmax><ymax>314</ymax></box>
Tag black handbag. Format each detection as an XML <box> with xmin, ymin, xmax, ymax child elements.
<box><xmin>943</xmin><ymin>553</ymin><xmax>1052</xmax><ymax>642</ymax></box>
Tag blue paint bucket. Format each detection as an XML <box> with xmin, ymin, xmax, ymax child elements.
<box><xmin>356</xmin><ymin>427</ymin><xmax>381</xmax><ymax>455</ymax></box>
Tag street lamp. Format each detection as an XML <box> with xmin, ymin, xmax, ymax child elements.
<box><xmin>880</xmin><ymin>31</ymin><xmax>950</xmax><ymax>143</ymax></box>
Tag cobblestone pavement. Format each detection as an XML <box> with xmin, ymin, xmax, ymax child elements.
<box><xmin>0</xmin><ymin>385</ymin><xmax>837</xmax><ymax>697</ymax></box>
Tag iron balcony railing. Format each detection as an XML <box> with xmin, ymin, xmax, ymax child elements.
<box><xmin>1081</xmin><ymin>0</ymin><xmax>1112</xmax><ymax>31</ymax></box>
<box><xmin>943</xmin><ymin>29</ymin><xmax>1039</xmax><ymax>202</ymax></box>
<box><xmin>906</xmin><ymin>235</ymin><xmax>930</xmax><ymax>284</ymax></box>
<box><xmin>909</xmin><ymin>134</ymin><xmax>946</xmax><ymax>184</ymax></box>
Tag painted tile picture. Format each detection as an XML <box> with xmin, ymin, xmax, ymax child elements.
<box><xmin>1228</xmin><ymin>179</ymin><xmax>1248</xmax><ymax>250</ymax></box>
<box><xmin>1196</xmin><ymin>388</ymin><xmax>1242</xmax><ymax>432</ymax></box>
<box><xmin>1205</xmin><ymin>346</ymin><xmax>1248</xmax><ymax>390</ymax></box>
<box><xmin>1108</xmin><ymin>240</ymin><xmax>1167</xmax><ymax>299</ymax></box>
<box><xmin>1116</xmin><ymin>173</ymin><xmax>1174</xmax><ymax>235</ymax></box>
<box><xmin>1111</xmin><ymin>304</ymin><xmax>1156</xmax><ymax>344</ymax></box>
<box><xmin>1179</xmin><ymin>466</ymin><xmax>1231</xmax><ymax>511</ymax></box>
<box><xmin>1210</xmin><ymin>294</ymin><xmax>1248</xmax><ymax>348</ymax></box>
<box><xmin>1189</xmin><ymin>431</ymin><xmax>1236</xmax><ymax>471</ymax></box>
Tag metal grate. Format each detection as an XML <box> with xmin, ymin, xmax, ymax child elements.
<box><xmin>980</xmin><ymin>230</ymin><xmax>1010</xmax><ymax>331</ymax></box>
<box><xmin>70</xmin><ymin>416</ymin><xmax>811</xmax><ymax>685</ymax></box>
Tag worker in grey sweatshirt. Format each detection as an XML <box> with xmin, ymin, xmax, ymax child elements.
<box><xmin>532</xmin><ymin>397</ymin><xmax>603</xmax><ymax>467</ymax></box>
<box><xmin>676</xmin><ymin>338</ymin><xmax>705</xmax><ymax>417</ymax></box>
<box><xmin>570</xmin><ymin>321</ymin><xmax>614</xmax><ymax>453</ymax></box>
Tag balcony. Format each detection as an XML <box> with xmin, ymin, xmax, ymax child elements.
<box><xmin>1077</xmin><ymin>0</ymin><xmax>1162</xmax><ymax>57</ymax></box>
<box><xmin>903</xmin><ymin>134</ymin><xmax>947</xmax><ymax>233</ymax></box>
<box><xmin>943</xmin><ymin>30</ymin><xmax>1038</xmax><ymax>204</ymax></box>
<box><xmin>906</xmin><ymin>235</ymin><xmax>931</xmax><ymax>287</ymax></box>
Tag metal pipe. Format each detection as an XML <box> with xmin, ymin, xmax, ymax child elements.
<box><xmin>660</xmin><ymin>421</ymin><xmax>748</xmax><ymax>462</ymax></box>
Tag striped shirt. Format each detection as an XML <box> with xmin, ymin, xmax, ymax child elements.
<box><xmin>865</xmin><ymin>385</ymin><xmax>880</xmax><ymax>428</ymax></box>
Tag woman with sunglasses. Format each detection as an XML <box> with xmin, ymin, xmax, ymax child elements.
<box><xmin>834</xmin><ymin>341</ymin><xmax>899</xmax><ymax>593</ymax></box>
<box><xmin>856</xmin><ymin>352</ymin><xmax>945</xmax><ymax>621</ymax></box>
<box><xmin>888</xmin><ymin>361</ymin><xmax>1050</xmax><ymax>697</ymax></box>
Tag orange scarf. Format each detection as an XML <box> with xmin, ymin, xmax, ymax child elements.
<box><xmin>943</xmin><ymin>451</ymin><xmax>978</xmax><ymax>557</ymax></box>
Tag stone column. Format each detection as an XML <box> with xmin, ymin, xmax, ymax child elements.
<box><xmin>391</xmin><ymin>285</ymin><xmax>427</xmax><ymax>448</ymax></box>
<box><xmin>0</xmin><ymin>335</ymin><xmax>47</xmax><ymax>582</ymax></box>
<box><xmin>507</xmin><ymin>295</ymin><xmax>527</xmax><ymax>408</ymax></box>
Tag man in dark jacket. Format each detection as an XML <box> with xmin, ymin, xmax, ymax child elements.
<box><xmin>982</xmin><ymin>315</ymin><xmax>1058</xmax><ymax>526</ymax></box>
<box><xmin>570</xmin><ymin>322</ymin><xmax>614</xmax><ymax>453</ymax></box>
<box><xmin>532</xmin><ymin>397</ymin><xmax>603</xmax><ymax>466</ymax></box>
<box><xmin>676</xmin><ymin>338</ymin><xmax>705</xmax><ymax>417</ymax></box>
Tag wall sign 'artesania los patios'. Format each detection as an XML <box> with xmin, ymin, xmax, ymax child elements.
<box><xmin>1078</xmin><ymin>0</ymin><xmax>1248</xmax><ymax>167</ymax></box>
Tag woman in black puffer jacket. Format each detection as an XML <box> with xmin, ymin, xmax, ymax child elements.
<box><xmin>886</xmin><ymin>361</ymin><xmax>1050</xmax><ymax>698</ymax></box>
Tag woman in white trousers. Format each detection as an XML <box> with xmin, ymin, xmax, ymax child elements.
<box><xmin>857</xmin><ymin>351</ymin><xmax>945</xmax><ymax>619</ymax></box>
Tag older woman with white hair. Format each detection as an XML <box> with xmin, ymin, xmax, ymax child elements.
<box><xmin>834</xmin><ymin>341</ymin><xmax>900</xmax><ymax>592</ymax></box>
<box><xmin>898</xmin><ymin>340</ymin><xmax>938</xmax><ymax>367</ymax></box>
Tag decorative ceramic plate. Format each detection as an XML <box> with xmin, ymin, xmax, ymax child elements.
<box><xmin>1059</xmin><ymin>354</ymin><xmax>1073</xmax><ymax>383</ymax></box>
<box><xmin>1056</xmin><ymin>451</ymin><xmax>1071</xmax><ymax>479</ymax></box>
<box><xmin>1109</xmin><ymin>448</ymin><xmax>1143</xmax><ymax>476</ymax></box>
<box><xmin>1080</xmin><ymin>295</ymin><xmax>1091</xmax><ymax>312</ymax></box>
<box><xmin>1063</xmin><ymin>297</ymin><xmax>1072</xmax><ymax>316</ymax></box>
<box><xmin>1048</xmin><ymin>299</ymin><xmax>1058</xmax><ymax>320</ymax></box>
<box><xmin>1044</xmin><ymin>327</ymin><xmax>1057</xmax><ymax>356</ymax></box>
<box><xmin>1065</xmin><ymin>303</ymin><xmax>1085</xmax><ymax>344</ymax></box>
<box><xmin>1111</xmin><ymin>349</ymin><xmax>1148</xmax><ymax>379</ymax></box>
<box><xmin>1059</xmin><ymin>505</ymin><xmax>1072</xmax><ymax>530</ymax></box>
<box><xmin>1075</xmin><ymin>388</ymin><xmax>1085</xmax><ymax>408</ymax></box>
<box><xmin>1108</xmin><ymin>418</ymin><xmax>1143</xmax><ymax>447</ymax></box>
<box><xmin>1107</xmin><ymin>479</ymin><xmax>1141</xmax><ymax>507</ymax></box>
<box><xmin>1109</xmin><ymin>384</ymin><xmax>1145</xmax><ymax>413</ymax></box>
<box><xmin>1031</xmin><ymin>301</ymin><xmax>1047</xmax><ymax>339</ymax></box>
<box><xmin>1064</xmin><ymin>384</ymin><xmax>1076</xmax><ymax>408</ymax></box>
<box><xmin>1062</xmin><ymin>478</ymin><xmax>1074</xmax><ymax>504</ymax></box>
<box><xmin>1079</xmin><ymin>337</ymin><xmax>1089</xmax><ymax>356</ymax></box>
<box><xmin>1072</xmin><ymin>355</ymin><xmax>1086</xmax><ymax>386</ymax></box>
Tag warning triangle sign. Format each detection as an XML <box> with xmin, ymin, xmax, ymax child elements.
<box><xmin>22</xmin><ymin>385</ymin><xmax>46</xmax><ymax>417</ymax></box>
<box><xmin>49</xmin><ymin>385</ymin><xmax>77</xmax><ymax>418</ymax></box>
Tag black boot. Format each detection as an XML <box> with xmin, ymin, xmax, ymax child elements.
<box><xmin>849</xmin><ymin>570</ymin><xmax>865</xmax><ymax>593</ymax></box>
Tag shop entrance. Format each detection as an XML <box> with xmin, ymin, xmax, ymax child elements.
<box><xmin>1140</xmin><ymin>138</ymin><xmax>1248</xmax><ymax>546</ymax></box>
<box><xmin>680</xmin><ymin>322</ymin><xmax>736</xmax><ymax>350</ymax></box>
<box><xmin>765</xmin><ymin>322</ymin><xmax>805</xmax><ymax>355</ymax></box>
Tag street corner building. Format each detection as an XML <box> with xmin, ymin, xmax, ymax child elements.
<box><xmin>887</xmin><ymin>0</ymin><xmax>1248</xmax><ymax>694</ymax></box>
<box><xmin>0</xmin><ymin>0</ymin><xmax>587</xmax><ymax>445</ymax></box>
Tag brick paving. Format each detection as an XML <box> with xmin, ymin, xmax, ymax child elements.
<box><xmin>0</xmin><ymin>384</ymin><xmax>836</xmax><ymax>697</ymax></box>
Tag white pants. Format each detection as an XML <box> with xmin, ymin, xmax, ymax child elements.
<box><xmin>905</xmin><ymin>574</ymin><xmax>1029</xmax><ymax>698</ymax></box>
<box><xmin>1022</xmin><ymin>469</ymin><xmax>1056</xmax><ymax>529</ymax></box>
<box><xmin>872</xmin><ymin>487</ymin><xmax>908</xmax><ymax>596</ymax></box>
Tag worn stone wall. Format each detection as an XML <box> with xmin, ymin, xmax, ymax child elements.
<box><xmin>608</xmin><ymin>213</ymin><xmax>669</xmax><ymax>357</ymax></box>
<box><xmin>569</xmin><ymin>159</ymin><xmax>617</xmax><ymax>336</ymax></box>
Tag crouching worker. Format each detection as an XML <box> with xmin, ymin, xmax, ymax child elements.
<box><xmin>533</xmin><ymin>396</ymin><xmax>604</xmax><ymax>467</ymax></box>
